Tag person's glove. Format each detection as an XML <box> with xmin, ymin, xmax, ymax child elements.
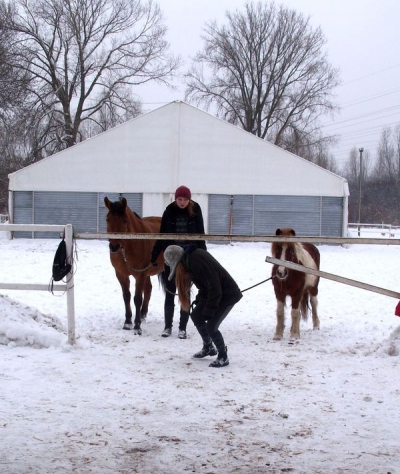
<box><xmin>190</xmin><ymin>299</ymin><xmax>198</xmax><ymax>311</ymax></box>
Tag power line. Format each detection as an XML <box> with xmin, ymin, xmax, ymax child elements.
<box><xmin>339</xmin><ymin>63</ymin><xmax>400</xmax><ymax>87</ymax></box>
<box><xmin>342</xmin><ymin>87</ymin><xmax>400</xmax><ymax>108</ymax></box>
<box><xmin>323</xmin><ymin>105</ymin><xmax>400</xmax><ymax>129</ymax></box>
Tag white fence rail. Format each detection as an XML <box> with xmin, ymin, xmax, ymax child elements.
<box><xmin>265</xmin><ymin>256</ymin><xmax>400</xmax><ymax>300</ymax></box>
<box><xmin>75</xmin><ymin>231</ymin><xmax>400</xmax><ymax>246</ymax></box>
<box><xmin>2</xmin><ymin>224</ymin><xmax>400</xmax><ymax>346</ymax></box>
<box><xmin>348</xmin><ymin>223</ymin><xmax>400</xmax><ymax>238</ymax></box>
<box><xmin>0</xmin><ymin>223</ymin><xmax>75</xmax><ymax>345</ymax></box>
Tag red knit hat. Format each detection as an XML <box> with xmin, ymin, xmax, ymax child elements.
<box><xmin>175</xmin><ymin>185</ymin><xmax>191</xmax><ymax>200</ymax></box>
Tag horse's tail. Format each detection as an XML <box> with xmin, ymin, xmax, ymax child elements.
<box><xmin>158</xmin><ymin>270</ymin><xmax>168</xmax><ymax>294</ymax></box>
<box><xmin>300</xmin><ymin>292</ymin><xmax>310</xmax><ymax>321</ymax></box>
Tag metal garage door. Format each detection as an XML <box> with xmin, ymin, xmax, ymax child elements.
<box><xmin>34</xmin><ymin>191</ymin><xmax>99</xmax><ymax>238</ymax></box>
<box><xmin>98</xmin><ymin>193</ymin><xmax>143</xmax><ymax>232</ymax></box>
<box><xmin>12</xmin><ymin>191</ymin><xmax>143</xmax><ymax>238</ymax></box>
<box><xmin>208</xmin><ymin>194</ymin><xmax>343</xmax><ymax>237</ymax></box>
<box><xmin>13</xmin><ymin>191</ymin><xmax>33</xmax><ymax>238</ymax></box>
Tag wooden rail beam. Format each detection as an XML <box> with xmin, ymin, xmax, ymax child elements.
<box><xmin>74</xmin><ymin>232</ymin><xmax>400</xmax><ymax>246</ymax></box>
<box><xmin>265</xmin><ymin>256</ymin><xmax>400</xmax><ymax>300</ymax></box>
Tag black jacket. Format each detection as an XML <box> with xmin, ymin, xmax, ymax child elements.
<box><xmin>183</xmin><ymin>247</ymin><xmax>242</xmax><ymax>318</ymax></box>
<box><xmin>151</xmin><ymin>200</ymin><xmax>206</xmax><ymax>262</ymax></box>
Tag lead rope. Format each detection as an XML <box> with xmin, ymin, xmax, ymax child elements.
<box><xmin>240</xmin><ymin>276</ymin><xmax>274</xmax><ymax>293</ymax></box>
<box><xmin>120</xmin><ymin>247</ymin><xmax>155</xmax><ymax>273</ymax></box>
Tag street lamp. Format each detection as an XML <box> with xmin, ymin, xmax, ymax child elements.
<box><xmin>358</xmin><ymin>147</ymin><xmax>364</xmax><ymax>236</ymax></box>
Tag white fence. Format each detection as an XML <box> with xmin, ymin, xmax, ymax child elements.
<box><xmin>0</xmin><ymin>223</ymin><xmax>75</xmax><ymax>345</ymax></box>
<box><xmin>348</xmin><ymin>223</ymin><xmax>400</xmax><ymax>238</ymax></box>
<box><xmin>2</xmin><ymin>225</ymin><xmax>400</xmax><ymax>346</ymax></box>
<box><xmin>265</xmin><ymin>256</ymin><xmax>400</xmax><ymax>300</ymax></box>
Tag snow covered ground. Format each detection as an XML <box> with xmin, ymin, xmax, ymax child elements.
<box><xmin>1</xmin><ymin>229</ymin><xmax>399</xmax><ymax>473</ymax></box>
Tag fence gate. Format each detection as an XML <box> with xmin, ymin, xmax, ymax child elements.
<box><xmin>0</xmin><ymin>223</ymin><xmax>75</xmax><ymax>344</ymax></box>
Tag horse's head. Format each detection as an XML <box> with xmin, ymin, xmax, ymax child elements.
<box><xmin>104</xmin><ymin>196</ymin><xmax>128</xmax><ymax>253</ymax></box>
<box><xmin>276</xmin><ymin>228</ymin><xmax>296</xmax><ymax>238</ymax></box>
<box><xmin>272</xmin><ymin>228</ymin><xmax>297</xmax><ymax>281</ymax></box>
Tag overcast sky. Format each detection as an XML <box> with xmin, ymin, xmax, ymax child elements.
<box><xmin>137</xmin><ymin>0</ymin><xmax>400</xmax><ymax>169</ymax></box>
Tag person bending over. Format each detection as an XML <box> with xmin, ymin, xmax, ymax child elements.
<box><xmin>163</xmin><ymin>244</ymin><xmax>242</xmax><ymax>368</ymax></box>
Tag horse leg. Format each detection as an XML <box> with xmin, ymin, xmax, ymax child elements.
<box><xmin>273</xmin><ymin>299</ymin><xmax>285</xmax><ymax>340</ymax></box>
<box><xmin>133</xmin><ymin>276</ymin><xmax>145</xmax><ymax>335</ymax></box>
<box><xmin>310</xmin><ymin>294</ymin><xmax>320</xmax><ymax>330</ymax></box>
<box><xmin>116</xmin><ymin>273</ymin><xmax>133</xmax><ymax>330</ymax></box>
<box><xmin>289</xmin><ymin>295</ymin><xmax>301</xmax><ymax>342</ymax></box>
<box><xmin>140</xmin><ymin>276</ymin><xmax>152</xmax><ymax>322</ymax></box>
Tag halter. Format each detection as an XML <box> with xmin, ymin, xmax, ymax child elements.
<box><xmin>120</xmin><ymin>246</ymin><xmax>155</xmax><ymax>273</ymax></box>
<box><xmin>109</xmin><ymin>219</ymin><xmax>154</xmax><ymax>273</ymax></box>
<box><xmin>274</xmin><ymin>272</ymin><xmax>288</xmax><ymax>281</ymax></box>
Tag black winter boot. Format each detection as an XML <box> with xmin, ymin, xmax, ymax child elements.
<box><xmin>179</xmin><ymin>309</ymin><xmax>189</xmax><ymax>331</ymax></box>
<box><xmin>193</xmin><ymin>342</ymin><xmax>217</xmax><ymax>358</ymax></box>
<box><xmin>209</xmin><ymin>346</ymin><xmax>229</xmax><ymax>368</ymax></box>
<box><xmin>178</xmin><ymin>309</ymin><xmax>189</xmax><ymax>339</ymax></box>
<box><xmin>162</xmin><ymin>305</ymin><xmax>174</xmax><ymax>337</ymax></box>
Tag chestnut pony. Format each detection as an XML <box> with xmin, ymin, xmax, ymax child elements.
<box><xmin>271</xmin><ymin>228</ymin><xmax>320</xmax><ymax>342</ymax></box>
<box><xmin>104</xmin><ymin>197</ymin><xmax>165</xmax><ymax>334</ymax></box>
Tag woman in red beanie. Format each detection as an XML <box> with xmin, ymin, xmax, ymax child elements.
<box><xmin>151</xmin><ymin>185</ymin><xmax>207</xmax><ymax>339</ymax></box>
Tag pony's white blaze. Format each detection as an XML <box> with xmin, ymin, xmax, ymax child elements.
<box><xmin>277</xmin><ymin>245</ymin><xmax>288</xmax><ymax>277</ymax></box>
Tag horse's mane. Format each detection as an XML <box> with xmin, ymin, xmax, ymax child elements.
<box><xmin>109</xmin><ymin>200</ymin><xmax>142</xmax><ymax>219</ymax></box>
<box><xmin>109</xmin><ymin>200</ymin><xmax>125</xmax><ymax>215</ymax></box>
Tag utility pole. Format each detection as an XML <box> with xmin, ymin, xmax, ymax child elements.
<box><xmin>358</xmin><ymin>147</ymin><xmax>364</xmax><ymax>237</ymax></box>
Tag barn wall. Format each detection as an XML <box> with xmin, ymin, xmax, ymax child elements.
<box><xmin>207</xmin><ymin>194</ymin><xmax>344</xmax><ymax>238</ymax></box>
<box><xmin>11</xmin><ymin>191</ymin><xmax>344</xmax><ymax>238</ymax></box>
<box><xmin>8</xmin><ymin>102</ymin><xmax>349</xmax><ymax>238</ymax></box>
<box><xmin>8</xmin><ymin>102</ymin><xmax>348</xmax><ymax>198</ymax></box>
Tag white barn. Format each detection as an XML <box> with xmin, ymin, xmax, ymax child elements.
<box><xmin>8</xmin><ymin>100</ymin><xmax>349</xmax><ymax>238</ymax></box>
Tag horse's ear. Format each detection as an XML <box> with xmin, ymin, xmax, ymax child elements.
<box><xmin>121</xmin><ymin>197</ymin><xmax>127</xmax><ymax>209</ymax></box>
<box><xmin>275</xmin><ymin>228</ymin><xmax>282</xmax><ymax>236</ymax></box>
<box><xmin>104</xmin><ymin>196</ymin><xmax>111</xmax><ymax>209</ymax></box>
<box><xmin>290</xmin><ymin>229</ymin><xmax>296</xmax><ymax>236</ymax></box>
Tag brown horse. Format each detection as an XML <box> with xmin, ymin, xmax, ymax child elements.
<box><xmin>104</xmin><ymin>197</ymin><xmax>164</xmax><ymax>334</ymax></box>
<box><xmin>271</xmin><ymin>228</ymin><xmax>320</xmax><ymax>342</ymax></box>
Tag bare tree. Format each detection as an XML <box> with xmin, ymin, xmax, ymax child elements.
<box><xmin>282</xmin><ymin>128</ymin><xmax>338</xmax><ymax>172</ymax></box>
<box><xmin>185</xmin><ymin>1</ymin><xmax>339</xmax><ymax>152</ymax></box>
<box><xmin>394</xmin><ymin>124</ymin><xmax>400</xmax><ymax>186</ymax></box>
<box><xmin>342</xmin><ymin>146</ymin><xmax>371</xmax><ymax>185</ymax></box>
<box><xmin>0</xmin><ymin>1</ymin><xmax>30</xmax><ymax>114</ymax></box>
<box><xmin>340</xmin><ymin>146</ymin><xmax>372</xmax><ymax>223</ymax></box>
<box><xmin>79</xmin><ymin>88</ymin><xmax>142</xmax><ymax>139</ymax></box>
<box><xmin>3</xmin><ymin>0</ymin><xmax>180</xmax><ymax>151</ymax></box>
<box><xmin>374</xmin><ymin>127</ymin><xmax>396</xmax><ymax>182</ymax></box>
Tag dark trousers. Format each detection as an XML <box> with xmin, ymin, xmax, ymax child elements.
<box><xmin>164</xmin><ymin>266</ymin><xmax>189</xmax><ymax>330</ymax></box>
<box><xmin>190</xmin><ymin>300</ymin><xmax>235</xmax><ymax>354</ymax></box>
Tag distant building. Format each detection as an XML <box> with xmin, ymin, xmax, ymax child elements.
<box><xmin>8</xmin><ymin>101</ymin><xmax>349</xmax><ymax>238</ymax></box>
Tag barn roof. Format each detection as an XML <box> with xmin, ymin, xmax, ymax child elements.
<box><xmin>8</xmin><ymin>101</ymin><xmax>348</xmax><ymax>197</ymax></box>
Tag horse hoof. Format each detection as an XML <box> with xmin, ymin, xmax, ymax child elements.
<box><xmin>133</xmin><ymin>328</ymin><xmax>142</xmax><ymax>335</ymax></box>
<box><xmin>123</xmin><ymin>323</ymin><xmax>133</xmax><ymax>330</ymax></box>
<box><xmin>141</xmin><ymin>315</ymin><xmax>147</xmax><ymax>322</ymax></box>
<box><xmin>288</xmin><ymin>338</ymin><xmax>300</xmax><ymax>345</ymax></box>
<box><xmin>273</xmin><ymin>335</ymin><xmax>282</xmax><ymax>341</ymax></box>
